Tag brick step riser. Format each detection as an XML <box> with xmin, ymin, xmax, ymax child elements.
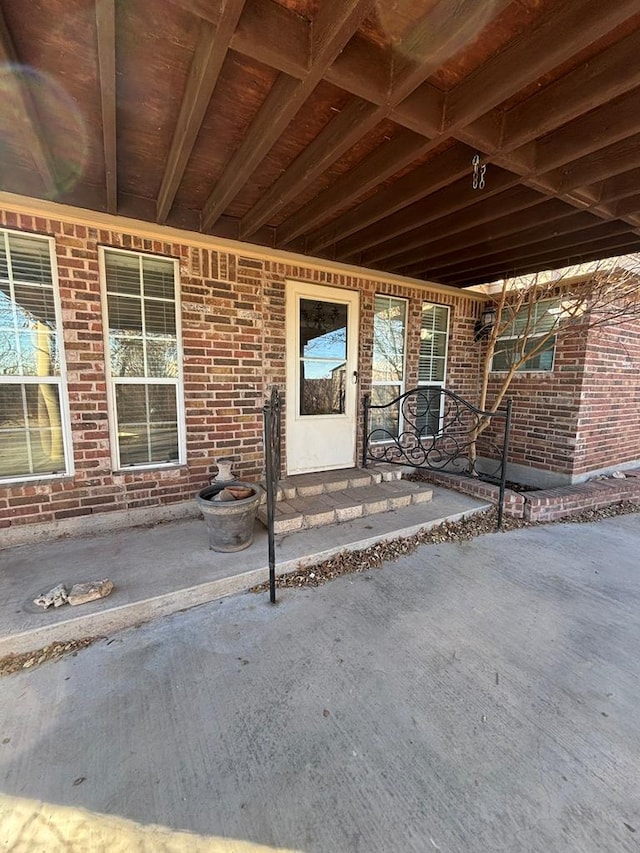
<box><xmin>261</xmin><ymin>467</ymin><xmax>404</xmax><ymax>505</ymax></box>
<box><xmin>257</xmin><ymin>484</ymin><xmax>433</xmax><ymax>534</ymax></box>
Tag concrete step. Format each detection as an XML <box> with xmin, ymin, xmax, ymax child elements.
<box><xmin>267</xmin><ymin>464</ymin><xmax>404</xmax><ymax>503</ymax></box>
<box><xmin>257</xmin><ymin>469</ymin><xmax>433</xmax><ymax>534</ymax></box>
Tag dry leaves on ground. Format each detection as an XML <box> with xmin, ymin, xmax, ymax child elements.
<box><xmin>250</xmin><ymin>501</ymin><xmax>640</xmax><ymax>593</ymax></box>
<box><xmin>0</xmin><ymin>637</ymin><xmax>100</xmax><ymax>678</ymax></box>
<box><xmin>5</xmin><ymin>501</ymin><xmax>638</xmax><ymax>676</ymax></box>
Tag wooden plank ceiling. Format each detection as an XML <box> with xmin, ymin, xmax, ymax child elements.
<box><xmin>2</xmin><ymin>0</ymin><xmax>640</xmax><ymax>287</ymax></box>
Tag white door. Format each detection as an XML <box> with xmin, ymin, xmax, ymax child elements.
<box><xmin>286</xmin><ymin>281</ymin><xmax>360</xmax><ymax>475</ymax></box>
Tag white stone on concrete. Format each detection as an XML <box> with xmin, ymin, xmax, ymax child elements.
<box><xmin>33</xmin><ymin>584</ymin><xmax>68</xmax><ymax>610</ymax></box>
<box><xmin>68</xmin><ymin>579</ymin><xmax>114</xmax><ymax>607</ymax></box>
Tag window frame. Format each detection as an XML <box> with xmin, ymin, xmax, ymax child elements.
<box><xmin>0</xmin><ymin>228</ymin><xmax>74</xmax><ymax>484</ymax></box>
<box><xmin>371</xmin><ymin>294</ymin><xmax>408</xmax><ymax>441</ymax></box>
<box><xmin>417</xmin><ymin>301</ymin><xmax>450</xmax><ymax>438</ymax></box>
<box><xmin>99</xmin><ymin>246</ymin><xmax>186</xmax><ymax>472</ymax></box>
<box><xmin>491</xmin><ymin>298</ymin><xmax>559</xmax><ymax>374</ymax></box>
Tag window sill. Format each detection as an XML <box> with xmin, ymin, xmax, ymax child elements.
<box><xmin>0</xmin><ymin>471</ymin><xmax>74</xmax><ymax>487</ymax></box>
<box><xmin>112</xmin><ymin>461</ymin><xmax>186</xmax><ymax>475</ymax></box>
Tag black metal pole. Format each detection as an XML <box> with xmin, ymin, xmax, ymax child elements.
<box><xmin>362</xmin><ymin>393</ymin><xmax>370</xmax><ymax>468</ymax></box>
<box><xmin>497</xmin><ymin>398</ymin><xmax>513</xmax><ymax>531</ymax></box>
<box><xmin>263</xmin><ymin>397</ymin><xmax>277</xmax><ymax>604</ymax></box>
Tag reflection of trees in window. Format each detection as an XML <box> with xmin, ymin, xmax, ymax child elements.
<box><xmin>0</xmin><ymin>232</ymin><xmax>67</xmax><ymax>479</ymax></box>
<box><xmin>373</xmin><ymin>298</ymin><xmax>406</xmax><ymax>384</ymax></box>
<box><xmin>109</xmin><ymin>334</ymin><xmax>177</xmax><ymax>379</ymax></box>
<box><xmin>491</xmin><ymin>299</ymin><xmax>558</xmax><ymax>372</ymax></box>
<box><xmin>371</xmin><ymin>296</ymin><xmax>407</xmax><ymax>438</ymax></box>
<box><xmin>299</xmin><ymin>298</ymin><xmax>348</xmax><ymax>416</ymax></box>
<box><xmin>303</xmin><ymin>329</ymin><xmax>346</xmax><ymax>356</ymax></box>
<box><xmin>300</xmin><ymin>363</ymin><xmax>346</xmax><ymax>415</ymax></box>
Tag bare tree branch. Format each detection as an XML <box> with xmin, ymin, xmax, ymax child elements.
<box><xmin>470</xmin><ymin>255</ymin><xmax>640</xmax><ymax>458</ymax></box>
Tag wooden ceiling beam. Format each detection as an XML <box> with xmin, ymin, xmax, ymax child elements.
<box><xmin>438</xmin><ymin>236</ymin><xmax>640</xmax><ymax>286</ymax></box>
<box><xmin>174</xmin><ymin>0</ymin><xmax>478</xmax><ymax>147</ymax></box>
<box><xmin>238</xmin><ymin>97</ymin><xmax>381</xmax><ymax>239</ymax></box>
<box><xmin>279</xmin><ymin>35</ymin><xmax>640</xmax><ymax>256</ymax></box>
<box><xmin>438</xmin><ymin>236</ymin><xmax>638</xmax><ymax>288</ymax></box>
<box><xmin>275</xmin><ymin>130</ymin><xmax>438</xmax><ymax>246</ymax></box>
<box><xmin>586</xmin><ymin>167</ymin><xmax>640</xmax><ymax>205</ymax></box>
<box><xmin>221</xmin><ymin>0</ymin><xmax>436</xmax><ymax>119</ymax></box>
<box><xmin>514</xmin><ymin>89</ymin><xmax>640</xmax><ymax>177</ymax></box>
<box><xmin>388</xmin><ymin>86</ymin><xmax>446</xmax><ymax>138</ymax></box>
<box><xmin>388</xmin><ymin>0</ymin><xmax>514</xmax><ymax>104</ymax></box>
<box><xmin>240</xmin><ymin>0</ymin><xmax>513</xmax><ymax>239</ymax></box>
<box><xmin>167</xmin><ymin>0</ymin><xmax>221</xmax><ymax>26</ymax></box>
<box><xmin>403</xmin><ymin>211</ymin><xmax>611</xmax><ymax>277</ymax></box>
<box><xmin>304</xmin><ymin>143</ymin><xmax>478</xmax><ymax>254</ymax></box>
<box><xmin>230</xmin><ymin>0</ymin><xmax>310</xmax><ymax>79</ymax></box>
<box><xmin>611</xmin><ymin>195</ymin><xmax>640</xmax><ymax>218</ymax></box>
<box><xmin>324</xmin><ymin>33</ymin><xmax>393</xmax><ymax>103</ymax></box>
<box><xmin>241</xmin><ymin>21</ymin><xmax>448</xmax><ymax>138</ymax></box>
<box><xmin>0</xmin><ymin>8</ymin><xmax>56</xmax><ymax>197</ymax></box>
<box><xmin>334</xmin><ymin>170</ymin><xmax>521</xmax><ymax>261</ymax></box>
<box><xmin>502</xmin><ymin>28</ymin><xmax>640</xmax><ymax>150</ymax></box>
<box><xmin>228</xmin><ymin>2</ymin><xmax>640</xmax><ymax>179</ymax></box>
<box><xmin>443</xmin><ymin>0</ymin><xmax>640</xmax><ymax>130</ymax></box>
<box><xmin>307</xmin><ymin>107</ymin><xmax>640</xmax><ymax>266</ymax></box>
<box><xmin>274</xmin><ymin>105</ymin><xmax>507</xmax><ymax>251</ymax></box>
<box><xmin>201</xmin><ymin>0</ymin><xmax>372</xmax><ymax>232</ymax></box>
<box><xmin>157</xmin><ymin>0</ymin><xmax>246</xmax><ymax>224</ymax></box>
<box><xmin>363</xmin><ymin>187</ymin><xmax>547</xmax><ymax>266</ymax></box>
<box><xmin>275</xmin><ymin>87</ymin><xmax>495</xmax><ymax>246</ymax></box>
<box><xmin>539</xmin><ymin>132</ymin><xmax>640</xmax><ymax>194</ymax></box>
<box><xmin>312</xmin><ymin>68</ymin><xmax>640</xmax><ymax>257</ymax></box>
<box><xmin>327</xmin><ymin>37</ymin><xmax>444</xmax><ymax>136</ymax></box>
<box><xmin>95</xmin><ymin>0</ymin><xmax>117</xmax><ymax>214</ymax></box>
<box><xmin>439</xmin><ymin>238</ymin><xmax>640</xmax><ymax>287</ymax></box>
<box><xmin>426</xmin><ymin>224</ymin><xmax>635</xmax><ymax>280</ymax></box>
<box><xmin>387</xmin><ymin>198</ymin><xmax>576</xmax><ymax>273</ymax></box>
<box><xmin>352</xmin><ymin>110</ymin><xmax>637</xmax><ymax>260</ymax></box>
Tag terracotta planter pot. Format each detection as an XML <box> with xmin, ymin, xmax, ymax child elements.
<box><xmin>196</xmin><ymin>481</ymin><xmax>264</xmax><ymax>552</ymax></box>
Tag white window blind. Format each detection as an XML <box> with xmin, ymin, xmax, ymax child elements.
<box><xmin>492</xmin><ymin>299</ymin><xmax>558</xmax><ymax>372</ymax></box>
<box><xmin>416</xmin><ymin>302</ymin><xmax>450</xmax><ymax>437</ymax></box>
<box><xmin>102</xmin><ymin>248</ymin><xmax>184</xmax><ymax>469</ymax></box>
<box><xmin>0</xmin><ymin>230</ymin><xmax>73</xmax><ymax>482</ymax></box>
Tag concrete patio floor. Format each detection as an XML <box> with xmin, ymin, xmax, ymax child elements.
<box><xmin>1</xmin><ymin>513</ymin><xmax>639</xmax><ymax>852</ymax></box>
<box><xmin>0</xmin><ymin>484</ymin><xmax>489</xmax><ymax>657</ymax></box>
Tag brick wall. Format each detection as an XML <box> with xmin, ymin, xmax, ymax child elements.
<box><xmin>573</xmin><ymin>316</ymin><xmax>640</xmax><ymax>475</ymax></box>
<box><xmin>480</xmin><ymin>295</ymin><xmax>640</xmax><ymax>484</ymax></box>
<box><xmin>483</xmin><ymin>329</ymin><xmax>588</xmax><ymax>481</ymax></box>
<box><xmin>0</xmin><ymin>209</ymin><xmax>479</xmax><ymax>534</ymax></box>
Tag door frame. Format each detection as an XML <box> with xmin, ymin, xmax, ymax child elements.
<box><xmin>285</xmin><ymin>280</ymin><xmax>360</xmax><ymax>476</ymax></box>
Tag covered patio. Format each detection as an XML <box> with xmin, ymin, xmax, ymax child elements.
<box><xmin>2</xmin><ymin>0</ymin><xmax>640</xmax><ymax>545</ymax></box>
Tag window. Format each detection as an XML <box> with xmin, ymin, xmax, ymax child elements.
<box><xmin>492</xmin><ymin>299</ymin><xmax>558</xmax><ymax>372</ymax></box>
<box><xmin>0</xmin><ymin>230</ymin><xmax>73</xmax><ymax>482</ymax></box>
<box><xmin>417</xmin><ymin>302</ymin><xmax>450</xmax><ymax>436</ymax></box>
<box><xmin>371</xmin><ymin>295</ymin><xmax>407</xmax><ymax>438</ymax></box>
<box><xmin>299</xmin><ymin>297</ymin><xmax>348</xmax><ymax>416</ymax></box>
<box><xmin>101</xmin><ymin>248</ymin><xmax>184</xmax><ymax>469</ymax></box>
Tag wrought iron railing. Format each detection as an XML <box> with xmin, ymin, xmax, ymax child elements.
<box><xmin>262</xmin><ymin>385</ymin><xmax>282</xmax><ymax>603</ymax></box>
<box><xmin>362</xmin><ymin>387</ymin><xmax>513</xmax><ymax>529</ymax></box>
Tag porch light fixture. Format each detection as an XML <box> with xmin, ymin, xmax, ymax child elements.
<box><xmin>474</xmin><ymin>305</ymin><xmax>497</xmax><ymax>341</ymax></box>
